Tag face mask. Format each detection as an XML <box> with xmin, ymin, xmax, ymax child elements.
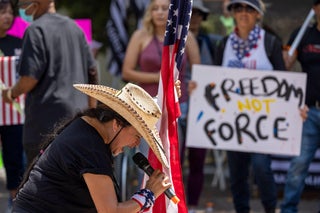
<box><xmin>19</xmin><ymin>3</ymin><xmax>35</xmax><ymax>23</ymax></box>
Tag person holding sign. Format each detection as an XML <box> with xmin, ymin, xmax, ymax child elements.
<box><xmin>281</xmin><ymin>1</ymin><xmax>320</xmax><ymax>212</ymax></box>
<box><xmin>213</xmin><ymin>0</ymin><xmax>286</xmax><ymax>212</ymax></box>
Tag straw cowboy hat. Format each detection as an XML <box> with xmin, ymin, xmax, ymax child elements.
<box><xmin>73</xmin><ymin>83</ymin><xmax>169</xmax><ymax>168</ymax></box>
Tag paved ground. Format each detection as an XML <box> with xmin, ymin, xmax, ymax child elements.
<box><xmin>0</xmin><ymin>162</ymin><xmax>319</xmax><ymax>213</ymax></box>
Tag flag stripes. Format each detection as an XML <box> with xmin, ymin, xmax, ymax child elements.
<box><xmin>0</xmin><ymin>56</ymin><xmax>25</xmax><ymax>126</ymax></box>
<box><xmin>148</xmin><ymin>0</ymin><xmax>193</xmax><ymax>212</ymax></box>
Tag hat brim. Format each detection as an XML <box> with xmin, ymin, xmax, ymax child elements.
<box><xmin>227</xmin><ymin>0</ymin><xmax>263</xmax><ymax>15</ymax></box>
<box><xmin>193</xmin><ymin>5</ymin><xmax>210</xmax><ymax>14</ymax></box>
<box><xmin>73</xmin><ymin>84</ymin><xmax>169</xmax><ymax>168</ymax></box>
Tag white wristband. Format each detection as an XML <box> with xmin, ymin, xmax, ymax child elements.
<box><xmin>7</xmin><ymin>88</ymin><xmax>13</xmax><ymax>101</ymax></box>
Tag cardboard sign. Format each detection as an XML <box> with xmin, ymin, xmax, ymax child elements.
<box><xmin>186</xmin><ymin>65</ymin><xmax>307</xmax><ymax>156</ymax></box>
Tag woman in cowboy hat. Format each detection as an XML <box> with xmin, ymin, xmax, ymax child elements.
<box><xmin>213</xmin><ymin>0</ymin><xmax>286</xmax><ymax>213</ymax></box>
<box><xmin>13</xmin><ymin>83</ymin><xmax>172</xmax><ymax>213</ymax></box>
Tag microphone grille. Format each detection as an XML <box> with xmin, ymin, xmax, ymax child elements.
<box><xmin>132</xmin><ymin>152</ymin><xmax>149</xmax><ymax>168</ymax></box>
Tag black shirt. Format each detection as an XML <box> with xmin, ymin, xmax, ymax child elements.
<box><xmin>13</xmin><ymin>118</ymin><xmax>116</xmax><ymax>212</ymax></box>
<box><xmin>288</xmin><ymin>24</ymin><xmax>320</xmax><ymax>106</ymax></box>
<box><xmin>0</xmin><ymin>34</ymin><xmax>22</xmax><ymax>56</ymax></box>
<box><xmin>18</xmin><ymin>13</ymin><xmax>96</xmax><ymax>146</ymax></box>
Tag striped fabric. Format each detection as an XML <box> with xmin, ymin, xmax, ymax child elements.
<box><xmin>147</xmin><ymin>0</ymin><xmax>192</xmax><ymax>212</ymax></box>
<box><xmin>0</xmin><ymin>56</ymin><xmax>25</xmax><ymax>126</ymax></box>
<box><xmin>106</xmin><ymin>0</ymin><xmax>129</xmax><ymax>76</ymax></box>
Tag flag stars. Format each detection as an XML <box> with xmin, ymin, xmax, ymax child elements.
<box><xmin>186</xmin><ymin>22</ymin><xmax>190</xmax><ymax>30</ymax></box>
<box><xmin>183</xmin><ymin>35</ymin><xmax>188</xmax><ymax>43</ymax></box>
<box><xmin>167</xmin><ymin>18</ymin><xmax>173</xmax><ymax>26</ymax></box>
<box><xmin>173</xmin><ymin>27</ymin><xmax>177</xmax><ymax>34</ymax></box>
<box><xmin>174</xmin><ymin>9</ymin><xmax>178</xmax><ymax>17</ymax></box>
<box><xmin>180</xmin><ymin>47</ymin><xmax>185</xmax><ymax>55</ymax></box>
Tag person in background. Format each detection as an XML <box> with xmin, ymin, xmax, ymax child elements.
<box><xmin>13</xmin><ymin>83</ymin><xmax>172</xmax><ymax>212</ymax></box>
<box><xmin>0</xmin><ymin>0</ymin><xmax>24</xmax><ymax>212</ymax></box>
<box><xmin>122</xmin><ymin>0</ymin><xmax>199</xmax><ymax>97</ymax></box>
<box><xmin>122</xmin><ymin>0</ymin><xmax>200</xmax><ymax>189</ymax></box>
<box><xmin>213</xmin><ymin>0</ymin><xmax>286</xmax><ymax>212</ymax></box>
<box><xmin>219</xmin><ymin>0</ymin><xmax>235</xmax><ymax>36</ymax></box>
<box><xmin>2</xmin><ymin>0</ymin><xmax>98</xmax><ymax>166</ymax></box>
<box><xmin>281</xmin><ymin>0</ymin><xmax>320</xmax><ymax>212</ymax></box>
<box><xmin>181</xmin><ymin>0</ymin><xmax>221</xmax><ymax>211</ymax></box>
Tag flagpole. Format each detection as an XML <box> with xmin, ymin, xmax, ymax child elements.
<box><xmin>288</xmin><ymin>8</ymin><xmax>315</xmax><ymax>56</ymax></box>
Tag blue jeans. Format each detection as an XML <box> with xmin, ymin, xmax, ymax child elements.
<box><xmin>227</xmin><ymin>151</ymin><xmax>277</xmax><ymax>213</ymax></box>
<box><xmin>281</xmin><ymin>107</ymin><xmax>320</xmax><ymax>213</ymax></box>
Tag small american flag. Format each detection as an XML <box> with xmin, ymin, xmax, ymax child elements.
<box><xmin>147</xmin><ymin>0</ymin><xmax>193</xmax><ymax>212</ymax></box>
<box><xmin>0</xmin><ymin>56</ymin><xmax>25</xmax><ymax>126</ymax></box>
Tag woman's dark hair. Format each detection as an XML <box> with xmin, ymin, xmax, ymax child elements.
<box><xmin>0</xmin><ymin>0</ymin><xmax>15</xmax><ymax>11</ymax></box>
<box><xmin>19</xmin><ymin>104</ymin><xmax>131</xmax><ymax>189</ymax></box>
<box><xmin>0</xmin><ymin>0</ymin><xmax>18</xmax><ymax>25</ymax></box>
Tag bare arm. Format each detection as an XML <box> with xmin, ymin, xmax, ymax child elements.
<box><xmin>122</xmin><ymin>30</ymin><xmax>160</xmax><ymax>84</ymax></box>
<box><xmin>2</xmin><ymin>76</ymin><xmax>38</xmax><ymax>103</ymax></box>
<box><xmin>186</xmin><ymin>31</ymin><xmax>201</xmax><ymax>95</ymax></box>
<box><xmin>186</xmin><ymin>31</ymin><xmax>201</xmax><ymax>67</ymax></box>
<box><xmin>282</xmin><ymin>49</ymin><xmax>298</xmax><ymax>70</ymax></box>
<box><xmin>83</xmin><ymin>169</ymin><xmax>171</xmax><ymax>213</ymax></box>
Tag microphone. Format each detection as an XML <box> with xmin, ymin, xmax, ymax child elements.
<box><xmin>132</xmin><ymin>152</ymin><xmax>180</xmax><ymax>204</ymax></box>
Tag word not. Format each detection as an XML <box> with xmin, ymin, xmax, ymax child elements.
<box><xmin>238</xmin><ymin>98</ymin><xmax>276</xmax><ymax>113</ymax></box>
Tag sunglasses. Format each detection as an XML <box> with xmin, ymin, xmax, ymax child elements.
<box><xmin>232</xmin><ymin>3</ymin><xmax>256</xmax><ymax>13</ymax></box>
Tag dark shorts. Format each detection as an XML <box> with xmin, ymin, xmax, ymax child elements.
<box><xmin>0</xmin><ymin>125</ymin><xmax>25</xmax><ymax>190</ymax></box>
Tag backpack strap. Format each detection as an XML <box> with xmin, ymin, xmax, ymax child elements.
<box><xmin>213</xmin><ymin>36</ymin><xmax>229</xmax><ymax>66</ymax></box>
<box><xmin>264</xmin><ymin>32</ymin><xmax>276</xmax><ymax>62</ymax></box>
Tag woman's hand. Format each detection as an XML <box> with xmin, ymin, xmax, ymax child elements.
<box><xmin>175</xmin><ymin>80</ymin><xmax>181</xmax><ymax>98</ymax></box>
<box><xmin>300</xmin><ymin>105</ymin><xmax>309</xmax><ymax>122</ymax></box>
<box><xmin>145</xmin><ymin>169</ymin><xmax>171</xmax><ymax>198</ymax></box>
<box><xmin>188</xmin><ymin>80</ymin><xmax>197</xmax><ymax>95</ymax></box>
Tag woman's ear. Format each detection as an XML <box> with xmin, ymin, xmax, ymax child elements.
<box><xmin>112</xmin><ymin>119</ymin><xmax>122</xmax><ymax>132</ymax></box>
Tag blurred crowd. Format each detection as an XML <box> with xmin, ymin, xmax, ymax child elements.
<box><xmin>1</xmin><ymin>0</ymin><xmax>319</xmax><ymax>212</ymax></box>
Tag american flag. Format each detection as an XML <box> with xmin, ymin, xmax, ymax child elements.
<box><xmin>147</xmin><ymin>0</ymin><xmax>193</xmax><ymax>212</ymax></box>
<box><xmin>0</xmin><ymin>56</ymin><xmax>25</xmax><ymax>125</ymax></box>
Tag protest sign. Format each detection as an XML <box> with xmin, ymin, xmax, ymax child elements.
<box><xmin>186</xmin><ymin>65</ymin><xmax>307</xmax><ymax>156</ymax></box>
